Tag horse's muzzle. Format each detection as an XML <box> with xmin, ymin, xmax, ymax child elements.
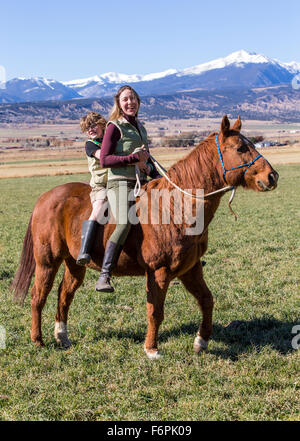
<box><xmin>258</xmin><ymin>171</ymin><xmax>279</xmax><ymax>191</ymax></box>
<box><xmin>268</xmin><ymin>171</ymin><xmax>279</xmax><ymax>188</ymax></box>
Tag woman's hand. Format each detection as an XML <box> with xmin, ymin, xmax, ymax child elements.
<box><xmin>138</xmin><ymin>163</ymin><xmax>151</xmax><ymax>175</ymax></box>
<box><xmin>136</xmin><ymin>145</ymin><xmax>150</xmax><ymax>162</ymax></box>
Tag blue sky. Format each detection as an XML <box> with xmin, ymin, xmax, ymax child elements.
<box><xmin>1</xmin><ymin>0</ymin><xmax>299</xmax><ymax>81</ymax></box>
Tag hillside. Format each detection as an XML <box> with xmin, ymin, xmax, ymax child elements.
<box><xmin>0</xmin><ymin>84</ymin><xmax>299</xmax><ymax>124</ymax></box>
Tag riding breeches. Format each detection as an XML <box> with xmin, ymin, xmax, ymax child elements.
<box><xmin>106</xmin><ymin>180</ymin><xmax>136</xmax><ymax>246</ymax></box>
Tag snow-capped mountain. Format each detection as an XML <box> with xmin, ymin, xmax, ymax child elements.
<box><xmin>177</xmin><ymin>50</ymin><xmax>276</xmax><ymax>76</ymax></box>
<box><xmin>0</xmin><ymin>77</ymin><xmax>81</xmax><ymax>103</ymax></box>
<box><xmin>279</xmin><ymin>61</ymin><xmax>300</xmax><ymax>74</ymax></box>
<box><xmin>62</xmin><ymin>49</ymin><xmax>300</xmax><ymax>98</ymax></box>
<box><xmin>62</xmin><ymin>68</ymin><xmax>178</xmax><ymax>98</ymax></box>
<box><xmin>0</xmin><ymin>50</ymin><xmax>299</xmax><ymax>103</ymax></box>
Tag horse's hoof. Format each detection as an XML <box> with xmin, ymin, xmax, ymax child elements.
<box><xmin>31</xmin><ymin>333</ymin><xmax>45</xmax><ymax>347</ymax></box>
<box><xmin>33</xmin><ymin>339</ymin><xmax>45</xmax><ymax>347</ymax></box>
<box><xmin>144</xmin><ymin>347</ymin><xmax>162</xmax><ymax>360</ymax></box>
<box><xmin>54</xmin><ymin>322</ymin><xmax>72</xmax><ymax>349</ymax></box>
<box><xmin>55</xmin><ymin>335</ymin><xmax>72</xmax><ymax>349</ymax></box>
<box><xmin>193</xmin><ymin>336</ymin><xmax>208</xmax><ymax>354</ymax></box>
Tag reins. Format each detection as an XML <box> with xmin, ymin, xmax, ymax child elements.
<box><xmin>149</xmin><ymin>153</ymin><xmax>234</xmax><ymax>199</ymax></box>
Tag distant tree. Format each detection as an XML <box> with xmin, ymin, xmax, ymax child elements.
<box><xmin>161</xmin><ymin>131</ymin><xmax>202</xmax><ymax>147</ymax></box>
<box><xmin>249</xmin><ymin>135</ymin><xmax>264</xmax><ymax>144</ymax></box>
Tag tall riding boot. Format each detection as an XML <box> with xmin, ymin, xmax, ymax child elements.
<box><xmin>95</xmin><ymin>240</ymin><xmax>123</xmax><ymax>292</ymax></box>
<box><xmin>76</xmin><ymin>220</ymin><xmax>98</xmax><ymax>266</ymax></box>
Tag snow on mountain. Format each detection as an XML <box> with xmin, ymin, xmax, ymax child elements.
<box><xmin>63</xmin><ymin>50</ymin><xmax>295</xmax><ymax>98</ymax></box>
<box><xmin>64</xmin><ymin>50</ymin><xmax>278</xmax><ymax>86</ymax></box>
<box><xmin>0</xmin><ymin>77</ymin><xmax>81</xmax><ymax>103</ymax></box>
<box><xmin>178</xmin><ymin>50</ymin><xmax>275</xmax><ymax>76</ymax></box>
<box><xmin>63</xmin><ymin>75</ymin><xmax>105</xmax><ymax>87</ymax></box>
<box><xmin>63</xmin><ymin>68</ymin><xmax>178</xmax><ymax>89</ymax></box>
<box><xmin>278</xmin><ymin>61</ymin><xmax>300</xmax><ymax>74</ymax></box>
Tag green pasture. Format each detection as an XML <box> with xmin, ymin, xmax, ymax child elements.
<box><xmin>0</xmin><ymin>165</ymin><xmax>299</xmax><ymax>421</ymax></box>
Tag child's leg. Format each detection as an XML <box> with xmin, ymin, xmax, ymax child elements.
<box><xmin>88</xmin><ymin>186</ymin><xmax>107</xmax><ymax>223</ymax></box>
<box><xmin>76</xmin><ymin>187</ymin><xmax>107</xmax><ymax>265</ymax></box>
<box><xmin>88</xmin><ymin>199</ymin><xmax>107</xmax><ymax>223</ymax></box>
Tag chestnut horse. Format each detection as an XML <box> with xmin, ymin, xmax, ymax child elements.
<box><xmin>11</xmin><ymin>116</ymin><xmax>278</xmax><ymax>359</ymax></box>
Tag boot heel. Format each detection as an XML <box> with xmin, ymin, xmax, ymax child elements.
<box><xmin>95</xmin><ymin>275</ymin><xmax>114</xmax><ymax>292</ymax></box>
<box><xmin>95</xmin><ymin>240</ymin><xmax>122</xmax><ymax>293</ymax></box>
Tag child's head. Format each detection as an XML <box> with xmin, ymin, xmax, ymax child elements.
<box><xmin>109</xmin><ymin>85</ymin><xmax>141</xmax><ymax>121</ymax></box>
<box><xmin>80</xmin><ymin>112</ymin><xmax>107</xmax><ymax>139</ymax></box>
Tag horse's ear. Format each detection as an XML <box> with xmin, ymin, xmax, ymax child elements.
<box><xmin>221</xmin><ymin>115</ymin><xmax>230</xmax><ymax>137</ymax></box>
<box><xmin>232</xmin><ymin>115</ymin><xmax>242</xmax><ymax>132</ymax></box>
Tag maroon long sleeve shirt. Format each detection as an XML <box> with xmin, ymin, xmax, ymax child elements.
<box><xmin>100</xmin><ymin>114</ymin><xmax>161</xmax><ymax>179</ymax></box>
<box><xmin>100</xmin><ymin>115</ymin><xmax>140</xmax><ymax>168</ymax></box>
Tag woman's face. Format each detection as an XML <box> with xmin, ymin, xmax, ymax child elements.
<box><xmin>119</xmin><ymin>89</ymin><xmax>139</xmax><ymax>117</ymax></box>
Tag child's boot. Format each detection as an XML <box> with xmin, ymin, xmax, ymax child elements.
<box><xmin>76</xmin><ymin>220</ymin><xmax>98</xmax><ymax>265</ymax></box>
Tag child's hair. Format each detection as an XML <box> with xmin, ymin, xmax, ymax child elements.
<box><xmin>80</xmin><ymin>112</ymin><xmax>107</xmax><ymax>133</ymax></box>
<box><xmin>109</xmin><ymin>85</ymin><xmax>141</xmax><ymax>121</ymax></box>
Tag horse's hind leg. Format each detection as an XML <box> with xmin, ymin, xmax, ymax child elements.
<box><xmin>144</xmin><ymin>267</ymin><xmax>170</xmax><ymax>359</ymax></box>
<box><xmin>54</xmin><ymin>257</ymin><xmax>86</xmax><ymax>348</ymax></box>
<box><xmin>179</xmin><ymin>261</ymin><xmax>214</xmax><ymax>353</ymax></box>
<box><xmin>31</xmin><ymin>261</ymin><xmax>61</xmax><ymax>346</ymax></box>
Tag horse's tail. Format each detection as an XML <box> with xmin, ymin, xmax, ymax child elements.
<box><xmin>10</xmin><ymin>214</ymin><xmax>36</xmax><ymax>306</ymax></box>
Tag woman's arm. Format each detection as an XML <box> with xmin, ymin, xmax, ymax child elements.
<box><xmin>100</xmin><ymin>124</ymin><xmax>140</xmax><ymax>168</ymax></box>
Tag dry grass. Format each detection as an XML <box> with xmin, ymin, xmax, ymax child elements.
<box><xmin>1</xmin><ymin>145</ymin><xmax>300</xmax><ymax>179</ymax></box>
<box><xmin>1</xmin><ymin>119</ymin><xmax>300</xmax><ymax>178</ymax></box>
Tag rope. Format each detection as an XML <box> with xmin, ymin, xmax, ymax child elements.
<box><xmin>149</xmin><ymin>154</ymin><xmax>234</xmax><ymax>200</ymax></box>
<box><xmin>133</xmin><ymin>145</ymin><xmax>237</xmax><ymax>219</ymax></box>
<box><xmin>132</xmin><ymin>146</ymin><xmax>147</xmax><ymax>197</ymax></box>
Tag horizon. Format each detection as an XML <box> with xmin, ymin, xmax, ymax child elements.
<box><xmin>1</xmin><ymin>0</ymin><xmax>300</xmax><ymax>82</ymax></box>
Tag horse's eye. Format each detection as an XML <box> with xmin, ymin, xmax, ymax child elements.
<box><xmin>237</xmin><ymin>144</ymin><xmax>249</xmax><ymax>153</ymax></box>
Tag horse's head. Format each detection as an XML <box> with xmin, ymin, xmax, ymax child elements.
<box><xmin>217</xmin><ymin>115</ymin><xmax>279</xmax><ymax>191</ymax></box>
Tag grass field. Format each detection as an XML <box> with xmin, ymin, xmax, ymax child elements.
<box><xmin>0</xmin><ymin>164</ymin><xmax>299</xmax><ymax>421</ymax></box>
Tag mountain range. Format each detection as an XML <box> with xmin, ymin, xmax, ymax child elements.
<box><xmin>1</xmin><ymin>84</ymin><xmax>299</xmax><ymax>124</ymax></box>
<box><xmin>1</xmin><ymin>50</ymin><xmax>299</xmax><ymax>104</ymax></box>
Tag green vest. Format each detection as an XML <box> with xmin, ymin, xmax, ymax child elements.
<box><xmin>86</xmin><ymin>140</ymin><xmax>108</xmax><ymax>187</ymax></box>
<box><xmin>107</xmin><ymin>117</ymin><xmax>148</xmax><ymax>182</ymax></box>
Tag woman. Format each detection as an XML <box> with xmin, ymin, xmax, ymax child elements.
<box><xmin>96</xmin><ymin>85</ymin><xmax>160</xmax><ymax>292</ymax></box>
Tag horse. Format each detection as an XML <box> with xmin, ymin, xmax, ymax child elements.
<box><xmin>11</xmin><ymin>116</ymin><xmax>278</xmax><ymax>359</ymax></box>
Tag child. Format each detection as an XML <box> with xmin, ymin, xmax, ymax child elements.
<box><xmin>76</xmin><ymin>112</ymin><xmax>108</xmax><ymax>265</ymax></box>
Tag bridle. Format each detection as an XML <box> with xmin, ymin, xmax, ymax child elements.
<box><xmin>216</xmin><ymin>134</ymin><xmax>263</xmax><ymax>184</ymax></box>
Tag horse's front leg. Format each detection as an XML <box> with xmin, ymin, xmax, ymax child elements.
<box><xmin>179</xmin><ymin>261</ymin><xmax>214</xmax><ymax>353</ymax></box>
<box><xmin>144</xmin><ymin>267</ymin><xmax>170</xmax><ymax>359</ymax></box>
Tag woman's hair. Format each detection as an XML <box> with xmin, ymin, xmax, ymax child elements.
<box><xmin>109</xmin><ymin>85</ymin><xmax>141</xmax><ymax>121</ymax></box>
<box><xmin>80</xmin><ymin>112</ymin><xmax>107</xmax><ymax>133</ymax></box>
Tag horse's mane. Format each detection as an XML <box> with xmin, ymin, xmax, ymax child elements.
<box><xmin>149</xmin><ymin>132</ymin><xmax>224</xmax><ymax>193</ymax></box>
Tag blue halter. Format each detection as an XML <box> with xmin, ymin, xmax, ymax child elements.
<box><xmin>216</xmin><ymin>134</ymin><xmax>262</xmax><ymax>183</ymax></box>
